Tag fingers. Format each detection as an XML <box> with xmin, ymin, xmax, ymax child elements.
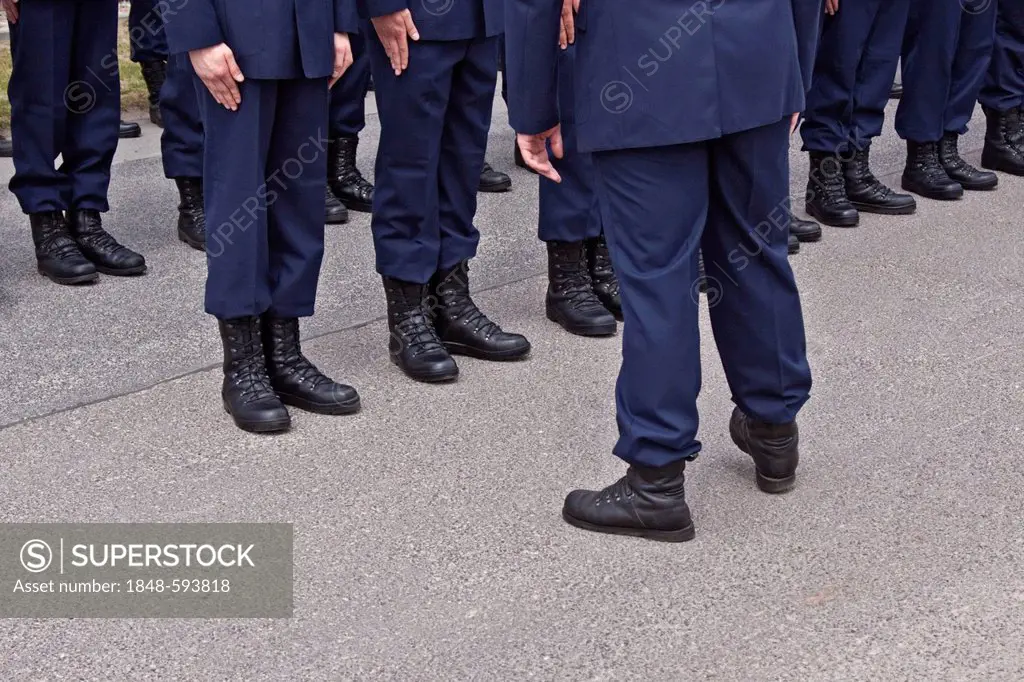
<box><xmin>560</xmin><ymin>0</ymin><xmax>575</xmax><ymax>47</ymax></box>
<box><xmin>331</xmin><ymin>45</ymin><xmax>353</xmax><ymax>86</ymax></box>
<box><xmin>518</xmin><ymin>136</ymin><xmax>561</xmax><ymax>183</ymax></box>
<box><xmin>220</xmin><ymin>52</ymin><xmax>243</xmax><ymax>110</ymax></box>
<box><xmin>397</xmin><ymin>32</ymin><xmax>409</xmax><ymax>74</ymax></box>
<box><xmin>204</xmin><ymin>77</ymin><xmax>232</xmax><ymax>110</ymax></box>
<box><xmin>392</xmin><ymin>33</ymin><xmax>409</xmax><ymax>75</ymax></box>
<box><xmin>403</xmin><ymin>11</ymin><xmax>420</xmax><ymax>41</ymax></box>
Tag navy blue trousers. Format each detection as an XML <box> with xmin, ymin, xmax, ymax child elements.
<box><xmin>592</xmin><ymin>119</ymin><xmax>811</xmax><ymax>467</ymax></box>
<box><xmin>980</xmin><ymin>0</ymin><xmax>1024</xmax><ymax>111</ymax></box>
<box><xmin>801</xmin><ymin>0</ymin><xmax>910</xmax><ymax>152</ymax></box>
<box><xmin>160</xmin><ymin>53</ymin><xmax>203</xmax><ymax>180</ymax></box>
<box><xmin>368</xmin><ymin>34</ymin><xmax>498</xmax><ymax>284</ymax></box>
<box><xmin>538</xmin><ymin>46</ymin><xmax>601</xmax><ymax>243</ymax></box>
<box><xmin>196</xmin><ymin>78</ymin><xmax>329</xmax><ymax>319</ymax></box>
<box><xmin>7</xmin><ymin>0</ymin><xmax>120</xmax><ymax>214</ymax></box>
<box><xmin>329</xmin><ymin>32</ymin><xmax>371</xmax><ymax>139</ymax></box>
<box><xmin>897</xmin><ymin>0</ymin><xmax>997</xmax><ymax>141</ymax></box>
<box><xmin>128</xmin><ymin>0</ymin><xmax>168</xmax><ymax>63</ymax></box>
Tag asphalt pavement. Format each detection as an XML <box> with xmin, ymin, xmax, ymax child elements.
<box><xmin>0</xmin><ymin>93</ymin><xmax>1022</xmax><ymax>680</ymax></box>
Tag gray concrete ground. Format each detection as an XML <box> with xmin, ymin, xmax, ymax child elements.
<box><xmin>0</xmin><ymin>92</ymin><xmax>1022</xmax><ymax>680</ymax></box>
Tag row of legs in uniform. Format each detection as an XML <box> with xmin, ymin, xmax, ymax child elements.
<box><xmin>7</xmin><ymin>0</ymin><xmax>1022</xmax><ymax>541</ymax></box>
<box><xmin>803</xmin><ymin>0</ymin><xmax>1024</xmax><ymax>228</ymax></box>
<box><xmin>2</xmin><ymin>0</ymin><xmax>631</xmax><ymax>433</ymax></box>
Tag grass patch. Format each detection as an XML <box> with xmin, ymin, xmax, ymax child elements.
<box><xmin>1</xmin><ymin>19</ymin><xmax>151</xmax><ymax>132</ymax></box>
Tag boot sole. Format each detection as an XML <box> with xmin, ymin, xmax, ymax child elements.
<box><xmin>805</xmin><ymin>205</ymin><xmax>859</xmax><ymax>228</ymax></box>
<box><xmin>546</xmin><ymin>309</ymin><xmax>617</xmax><ymax>337</ymax></box>
<box><xmin>792</xmin><ymin>228</ymin><xmax>823</xmax><ymax>243</ymax></box>
<box><xmin>850</xmin><ymin>201</ymin><xmax>917</xmax><ymax>215</ymax></box>
<box><xmin>562</xmin><ymin>510</ymin><xmax>696</xmax><ymax>542</ymax></box>
<box><xmin>960</xmin><ymin>182</ymin><xmax>998</xmax><ymax>191</ymax></box>
<box><xmin>901</xmin><ymin>180</ymin><xmax>963</xmax><ymax>201</ymax></box>
<box><xmin>390</xmin><ymin>355</ymin><xmax>459</xmax><ymax>383</ymax></box>
<box><xmin>444</xmin><ymin>342</ymin><xmax>531</xmax><ymax>361</ymax></box>
<box><xmin>95</xmin><ymin>264</ymin><xmax>147</xmax><ymax>276</ymax></box>
<box><xmin>38</xmin><ymin>267</ymin><xmax>99</xmax><ymax>285</ymax></box>
<box><xmin>325</xmin><ymin>212</ymin><xmax>349</xmax><ymax>225</ymax></box>
<box><xmin>340</xmin><ymin>198</ymin><xmax>374</xmax><ymax>213</ymax></box>
<box><xmin>729</xmin><ymin>427</ymin><xmax>797</xmax><ymax>494</ymax></box>
<box><xmin>981</xmin><ymin>157</ymin><xmax>1024</xmax><ymax>176</ymax></box>
<box><xmin>279</xmin><ymin>393</ymin><xmax>361</xmax><ymax>416</ymax></box>
<box><xmin>478</xmin><ymin>179</ymin><xmax>512</xmax><ymax>193</ymax></box>
<box><xmin>223</xmin><ymin>403</ymin><xmax>291</xmax><ymax>433</ymax></box>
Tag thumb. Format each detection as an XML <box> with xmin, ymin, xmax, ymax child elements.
<box><xmin>404</xmin><ymin>11</ymin><xmax>420</xmax><ymax>40</ymax></box>
<box><xmin>224</xmin><ymin>50</ymin><xmax>244</xmax><ymax>82</ymax></box>
<box><xmin>549</xmin><ymin>128</ymin><xmax>564</xmax><ymax>159</ymax></box>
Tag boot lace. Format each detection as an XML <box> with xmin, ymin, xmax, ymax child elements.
<box><xmin>939</xmin><ymin>136</ymin><xmax>972</xmax><ymax>174</ymax></box>
<box><xmin>555</xmin><ymin>252</ymin><xmax>607</xmax><ymax>312</ymax></box>
<box><xmin>394</xmin><ymin>307</ymin><xmax>447</xmax><ymax>356</ymax></box>
<box><xmin>594</xmin><ymin>476</ymin><xmax>636</xmax><ymax>507</ymax></box>
<box><xmin>228</xmin><ymin>332</ymin><xmax>276</xmax><ymax>403</ymax></box>
<box><xmin>591</xmin><ymin>240</ymin><xmax>620</xmax><ymax>295</ymax></box>
<box><xmin>440</xmin><ymin>290</ymin><xmax>502</xmax><ymax>338</ymax></box>
<box><xmin>74</xmin><ymin>215</ymin><xmax>127</xmax><ymax>254</ymax></box>
<box><xmin>812</xmin><ymin>159</ymin><xmax>848</xmax><ymax>203</ymax></box>
<box><xmin>270</xmin><ymin>325</ymin><xmax>332</xmax><ymax>389</ymax></box>
<box><xmin>41</xmin><ymin>231</ymin><xmax>86</xmax><ymax>261</ymax></box>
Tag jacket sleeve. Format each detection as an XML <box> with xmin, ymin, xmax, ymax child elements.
<box><xmin>334</xmin><ymin>0</ymin><xmax>361</xmax><ymax>34</ymax></box>
<box><xmin>360</xmin><ymin>0</ymin><xmax>408</xmax><ymax>19</ymax></box>
<box><xmin>505</xmin><ymin>0</ymin><xmax>560</xmax><ymax>134</ymax></box>
<box><xmin>791</xmin><ymin>0</ymin><xmax>823</xmax><ymax>94</ymax></box>
<box><xmin>163</xmin><ymin>0</ymin><xmax>225</xmax><ymax>55</ymax></box>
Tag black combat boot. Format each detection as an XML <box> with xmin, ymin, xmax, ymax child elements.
<box><xmin>219</xmin><ymin>317</ymin><xmax>291</xmax><ymax>433</ymax></box>
<box><xmin>67</xmin><ymin>209</ymin><xmax>147</xmax><ymax>276</ymax></box>
<box><xmin>478</xmin><ymin>162</ymin><xmax>512</xmax><ymax>193</ymax></box>
<box><xmin>585</xmin><ymin>235</ymin><xmax>622</xmax><ymax>320</ymax></box>
<box><xmin>174</xmin><ymin>177</ymin><xmax>206</xmax><ymax>250</ymax></box>
<box><xmin>432</xmin><ymin>260</ymin><xmax>531</xmax><ymax>361</ymax></box>
<box><xmin>806</xmin><ymin>151</ymin><xmax>859</xmax><ymax>227</ymax></box>
<box><xmin>562</xmin><ymin>460</ymin><xmax>696</xmax><ymax>542</ymax></box>
<box><xmin>788</xmin><ymin>233</ymin><xmax>800</xmax><ymax>255</ymax></box>
<box><xmin>729</xmin><ymin>406</ymin><xmax>799</xmax><ymax>494</ymax></box>
<box><xmin>119</xmin><ymin>121</ymin><xmax>141</xmax><ymax>139</ymax></box>
<box><xmin>325</xmin><ymin>185</ymin><xmax>348</xmax><ymax>224</ymax></box>
<box><xmin>902</xmin><ymin>141</ymin><xmax>963</xmax><ymax>200</ymax></box>
<box><xmin>789</xmin><ymin>215</ymin><xmax>822</xmax><ymax>243</ymax></box>
<box><xmin>30</xmin><ymin>211</ymin><xmax>98</xmax><ymax>285</ymax></box>
<box><xmin>328</xmin><ymin>136</ymin><xmax>374</xmax><ymax>213</ymax></box>
<box><xmin>981</xmin><ymin>105</ymin><xmax>1024</xmax><ymax>176</ymax></box>
<box><xmin>262</xmin><ymin>317</ymin><xmax>360</xmax><ymax>415</ymax></box>
<box><xmin>383</xmin><ymin>276</ymin><xmax>459</xmax><ymax>382</ymax></box>
<box><xmin>890</xmin><ymin>81</ymin><xmax>903</xmax><ymax>100</ymax></box>
<box><xmin>139</xmin><ymin>60</ymin><xmax>167</xmax><ymax>127</ymax></box>
<box><xmin>843</xmin><ymin>145</ymin><xmax>917</xmax><ymax>214</ymax></box>
<box><xmin>939</xmin><ymin>131</ymin><xmax>997</xmax><ymax>191</ymax></box>
<box><xmin>546</xmin><ymin>241</ymin><xmax>617</xmax><ymax>336</ymax></box>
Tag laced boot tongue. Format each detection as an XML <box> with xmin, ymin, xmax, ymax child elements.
<box><xmin>397</xmin><ymin>306</ymin><xmax>445</xmax><ymax>355</ymax></box>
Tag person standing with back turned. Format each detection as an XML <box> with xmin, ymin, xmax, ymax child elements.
<box><xmin>164</xmin><ymin>0</ymin><xmax>362</xmax><ymax>434</ymax></box>
<box><xmin>507</xmin><ymin>0</ymin><xmax>819</xmax><ymax>541</ymax></box>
